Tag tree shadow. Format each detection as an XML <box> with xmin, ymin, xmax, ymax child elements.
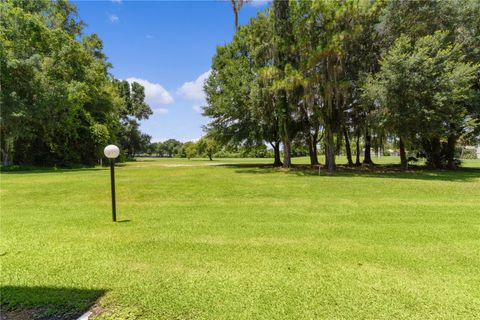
<box><xmin>0</xmin><ymin>167</ymin><xmax>107</xmax><ymax>175</ymax></box>
<box><xmin>0</xmin><ymin>286</ymin><xmax>106</xmax><ymax>320</ymax></box>
<box><xmin>0</xmin><ymin>161</ymin><xmax>134</xmax><ymax>175</ymax></box>
<box><xmin>220</xmin><ymin>163</ymin><xmax>480</xmax><ymax>182</ymax></box>
<box><xmin>116</xmin><ymin>219</ymin><xmax>131</xmax><ymax>223</ymax></box>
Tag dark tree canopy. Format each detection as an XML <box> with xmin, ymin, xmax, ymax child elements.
<box><xmin>0</xmin><ymin>0</ymin><xmax>152</xmax><ymax>166</ymax></box>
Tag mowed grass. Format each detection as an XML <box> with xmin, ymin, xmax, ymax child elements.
<box><xmin>1</xmin><ymin>157</ymin><xmax>480</xmax><ymax>319</ymax></box>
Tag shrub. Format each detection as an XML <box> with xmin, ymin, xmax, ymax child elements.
<box><xmin>461</xmin><ymin>148</ymin><xmax>478</xmax><ymax>159</ymax></box>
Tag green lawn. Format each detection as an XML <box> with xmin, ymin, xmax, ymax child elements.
<box><xmin>1</xmin><ymin>157</ymin><xmax>480</xmax><ymax>319</ymax></box>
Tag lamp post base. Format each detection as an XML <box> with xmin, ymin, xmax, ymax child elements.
<box><xmin>110</xmin><ymin>160</ymin><xmax>116</xmax><ymax>222</ymax></box>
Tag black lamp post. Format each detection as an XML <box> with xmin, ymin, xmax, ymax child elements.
<box><xmin>104</xmin><ymin>144</ymin><xmax>120</xmax><ymax>222</ymax></box>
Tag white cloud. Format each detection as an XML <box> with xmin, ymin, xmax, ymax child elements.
<box><xmin>177</xmin><ymin>70</ymin><xmax>211</xmax><ymax>103</ymax></box>
<box><xmin>126</xmin><ymin>77</ymin><xmax>174</xmax><ymax>113</ymax></box>
<box><xmin>146</xmin><ymin>34</ymin><xmax>155</xmax><ymax>39</ymax></box>
<box><xmin>156</xmin><ymin>108</ymin><xmax>169</xmax><ymax>114</ymax></box>
<box><xmin>248</xmin><ymin>0</ymin><xmax>271</xmax><ymax>7</ymax></box>
<box><xmin>111</xmin><ymin>0</ymin><xmax>122</xmax><ymax>3</ymax></box>
<box><xmin>192</xmin><ymin>105</ymin><xmax>203</xmax><ymax>113</ymax></box>
<box><xmin>178</xmin><ymin>136</ymin><xmax>200</xmax><ymax>143</ymax></box>
<box><xmin>108</xmin><ymin>14</ymin><xmax>119</xmax><ymax>23</ymax></box>
<box><xmin>152</xmin><ymin>136</ymin><xmax>199</xmax><ymax>143</ymax></box>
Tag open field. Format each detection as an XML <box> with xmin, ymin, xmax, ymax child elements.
<box><xmin>1</xmin><ymin>157</ymin><xmax>480</xmax><ymax>319</ymax></box>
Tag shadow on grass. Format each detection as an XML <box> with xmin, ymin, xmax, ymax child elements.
<box><xmin>219</xmin><ymin>163</ymin><xmax>480</xmax><ymax>182</ymax></box>
<box><xmin>0</xmin><ymin>286</ymin><xmax>106</xmax><ymax>320</ymax></box>
<box><xmin>0</xmin><ymin>166</ymin><xmax>106</xmax><ymax>175</ymax></box>
<box><xmin>136</xmin><ymin>157</ymin><xmax>220</xmax><ymax>162</ymax></box>
<box><xmin>1</xmin><ymin>161</ymin><xmax>128</xmax><ymax>175</ymax></box>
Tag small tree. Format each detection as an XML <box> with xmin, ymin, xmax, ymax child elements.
<box><xmin>184</xmin><ymin>141</ymin><xmax>198</xmax><ymax>160</ymax></box>
<box><xmin>197</xmin><ymin>137</ymin><xmax>219</xmax><ymax>161</ymax></box>
<box><xmin>90</xmin><ymin>124</ymin><xmax>110</xmax><ymax>165</ymax></box>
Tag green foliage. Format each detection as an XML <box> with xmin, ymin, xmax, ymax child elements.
<box><xmin>113</xmin><ymin>79</ymin><xmax>153</xmax><ymax>158</ymax></box>
<box><xmin>147</xmin><ymin>139</ymin><xmax>185</xmax><ymax>158</ymax></box>
<box><xmin>183</xmin><ymin>141</ymin><xmax>198</xmax><ymax>159</ymax></box>
<box><xmin>159</xmin><ymin>139</ymin><xmax>183</xmax><ymax>157</ymax></box>
<box><xmin>461</xmin><ymin>148</ymin><xmax>478</xmax><ymax>159</ymax></box>
<box><xmin>364</xmin><ymin>31</ymin><xmax>479</xmax><ymax>168</ymax></box>
<box><xmin>204</xmin><ymin>0</ymin><xmax>480</xmax><ymax>171</ymax></box>
<box><xmin>197</xmin><ymin>137</ymin><xmax>220</xmax><ymax>160</ymax></box>
<box><xmin>0</xmin><ymin>0</ymin><xmax>151</xmax><ymax>166</ymax></box>
<box><xmin>90</xmin><ymin>124</ymin><xmax>110</xmax><ymax>159</ymax></box>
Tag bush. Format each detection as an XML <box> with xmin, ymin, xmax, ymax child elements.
<box><xmin>213</xmin><ymin>150</ymin><xmax>242</xmax><ymax>158</ymax></box>
<box><xmin>461</xmin><ymin>148</ymin><xmax>478</xmax><ymax>159</ymax></box>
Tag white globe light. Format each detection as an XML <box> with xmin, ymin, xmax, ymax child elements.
<box><xmin>104</xmin><ymin>144</ymin><xmax>120</xmax><ymax>159</ymax></box>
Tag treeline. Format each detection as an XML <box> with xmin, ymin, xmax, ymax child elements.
<box><xmin>139</xmin><ymin>137</ymin><xmax>280</xmax><ymax>160</ymax></box>
<box><xmin>0</xmin><ymin>0</ymin><xmax>152</xmax><ymax>166</ymax></box>
<box><xmin>204</xmin><ymin>0</ymin><xmax>480</xmax><ymax>170</ymax></box>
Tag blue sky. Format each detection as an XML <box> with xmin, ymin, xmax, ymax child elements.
<box><xmin>74</xmin><ymin>0</ymin><xmax>271</xmax><ymax>142</ymax></box>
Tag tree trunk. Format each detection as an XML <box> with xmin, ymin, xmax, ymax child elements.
<box><xmin>425</xmin><ymin>137</ymin><xmax>442</xmax><ymax>169</ymax></box>
<box><xmin>2</xmin><ymin>149</ymin><xmax>10</xmax><ymax>166</ymax></box>
<box><xmin>231</xmin><ymin>0</ymin><xmax>239</xmax><ymax>30</ymax></box>
<box><xmin>335</xmin><ymin>131</ymin><xmax>342</xmax><ymax>156</ymax></box>
<box><xmin>355</xmin><ymin>132</ymin><xmax>361</xmax><ymax>166</ymax></box>
<box><xmin>282</xmin><ymin>138</ymin><xmax>291</xmax><ymax>168</ymax></box>
<box><xmin>325</xmin><ymin>126</ymin><xmax>336</xmax><ymax>172</ymax></box>
<box><xmin>378</xmin><ymin>135</ymin><xmax>384</xmax><ymax>157</ymax></box>
<box><xmin>311</xmin><ymin>143</ymin><xmax>319</xmax><ymax>166</ymax></box>
<box><xmin>446</xmin><ymin>134</ymin><xmax>457</xmax><ymax>170</ymax></box>
<box><xmin>271</xmin><ymin>142</ymin><xmax>283</xmax><ymax>167</ymax></box>
<box><xmin>363</xmin><ymin>128</ymin><xmax>373</xmax><ymax>165</ymax></box>
<box><xmin>307</xmin><ymin>134</ymin><xmax>319</xmax><ymax>166</ymax></box>
<box><xmin>399</xmin><ymin>137</ymin><xmax>407</xmax><ymax>170</ymax></box>
<box><xmin>273</xmin><ymin>0</ymin><xmax>292</xmax><ymax>168</ymax></box>
<box><xmin>343</xmin><ymin>127</ymin><xmax>353</xmax><ymax>166</ymax></box>
<box><xmin>324</xmin><ymin>142</ymin><xmax>329</xmax><ymax>169</ymax></box>
<box><xmin>279</xmin><ymin>91</ymin><xmax>291</xmax><ymax>168</ymax></box>
<box><xmin>1</xmin><ymin>140</ymin><xmax>13</xmax><ymax>166</ymax></box>
<box><xmin>234</xmin><ymin>10</ymin><xmax>239</xmax><ymax>30</ymax></box>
